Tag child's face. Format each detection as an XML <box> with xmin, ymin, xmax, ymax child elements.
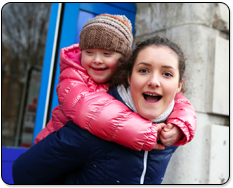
<box><xmin>128</xmin><ymin>45</ymin><xmax>183</xmax><ymax>120</ymax></box>
<box><xmin>81</xmin><ymin>49</ymin><xmax>123</xmax><ymax>83</ymax></box>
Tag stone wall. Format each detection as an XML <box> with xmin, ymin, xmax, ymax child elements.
<box><xmin>135</xmin><ymin>3</ymin><xmax>229</xmax><ymax>184</ymax></box>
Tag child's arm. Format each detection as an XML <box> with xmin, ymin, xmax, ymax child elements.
<box><xmin>35</xmin><ymin>44</ymin><xmax>159</xmax><ymax>150</ymax></box>
<box><xmin>57</xmin><ymin>79</ymin><xmax>158</xmax><ymax>151</ymax></box>
<box><xmin>165</xmin><ymin>93</ymin><xmax>197</xmax><ymax>146</ymax></box>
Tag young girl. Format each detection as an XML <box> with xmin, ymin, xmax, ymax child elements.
<box><xmin>34</xmin><ymin>14</ymin><xmax>196</xmax><ymax>151</ymax></box>
<box><xmin>13</xmin><ymin>36</ymin><xmax>196</xmax><ymax>184</ymax></box>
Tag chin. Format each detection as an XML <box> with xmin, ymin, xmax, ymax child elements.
<box><xmin>140</xmin><ymin>112</ymin><xmax>158</xmax><ymax>120</ymax></box>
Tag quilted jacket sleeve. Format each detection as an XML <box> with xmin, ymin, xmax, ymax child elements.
<box><xmin>57</xmin><ymin>75</ymin><xmax>157</xmax><ymax>151</ymax></box>
<box><xmin>60</xmin><ymin>89</ymin><xmax>157</xmax><ymax>151</ymax></box>
<box><xmin>166</xmin><ymin>93</ymin><xmax>197</xmax><ymax>146</ymax></box>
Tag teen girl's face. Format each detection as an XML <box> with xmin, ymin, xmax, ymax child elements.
<box><xmin>128</xmin><ymin>45</ymin><xmax>183</xmax><ymax>120</ymax></box>
<box><xmin>81</xmin><ymin>49</ymin><xmax>123</xmax><ymax>83</ymax></box>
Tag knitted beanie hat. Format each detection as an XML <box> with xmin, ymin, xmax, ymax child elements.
<box><xmin>79</xmin><ymin>14</ymin><xmax>133</xmax><ymax>57</ymax></box>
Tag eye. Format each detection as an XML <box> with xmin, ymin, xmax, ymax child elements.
<box><xmin>139</xmin><ymin>68</ymin><xmax>149</xmax><ymax>73</ymax></box>
<box><xmin>86</xmin><ymin>50</ymin><xmax>93</xmax><ymax>54</ymax></box>
<box><xmin>104</xmin><ymin>52</ymin><xmax>111</xmax><ymax>56</ymax></box>
<box><xmin>163</xmin><ymin>72</ymin><xmax>173</xmax><ymax>77</ymax></box>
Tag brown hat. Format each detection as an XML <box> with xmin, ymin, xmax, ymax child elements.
<box><xmin>79</xmin><ymin>14</ymin><xmax>133</xmax><ymax>57</ymax></box>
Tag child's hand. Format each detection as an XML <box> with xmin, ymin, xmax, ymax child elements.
<box><xmin>160</xmin><ymin>124</ymin><xmax>184</xmax><ymax>146</ymax></box>
<box><xmin>153</xmin><ymin>123</ymin><xmax>166</xmax><ymax>150</ymax></box>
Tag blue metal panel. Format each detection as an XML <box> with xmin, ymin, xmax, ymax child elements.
<box><xmin>79</xmin><ymin>3</ymin><xmax>135</xmax><ymax>15</ymax></box>
<box><xmin>105</xmin><ymin>3</ymin><xmax>136</xmax><ymax>13</ymax></box>
<box><xmin>32</xmin><ymin>3</ymin><xmax>61</xmax><ymax>142</ymax></box>
<box><xmin>2</xmin><ymin>161</ymin><xmax>14</xmax><ymax>184</ymax></box>
<box><xmin>2</xmin><ymin>147</ymin><xmax>28</xmax><ymax>161</ymax></box>
<box><xmin>75</xmin><ymin>10</ymin><xmax>96</xmax><ymax>43</ymax></box>
<box><xmin>2</xmin><ymin>147</ymin><xmax>28</xmax><ymax>184</ymax></box>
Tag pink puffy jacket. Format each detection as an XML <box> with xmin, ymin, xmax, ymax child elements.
<box><xmin>34</xmin><ymin>44</ymin><xmax>196</xmax><ymax>151</ymax></box>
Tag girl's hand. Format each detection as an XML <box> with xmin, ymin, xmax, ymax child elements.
<box><xmin>153</xmin><ymin>123</ymin><xmax>166</xmax><ymax>150</ymax></box>
<box><xmin>160</xmin><ymin>124</ymin><xmax>184</xmax><ymax>146</ymax></box>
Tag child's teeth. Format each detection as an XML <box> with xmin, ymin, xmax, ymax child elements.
<box><xmin>145</xmin><ymin>93</ymin><xmax>159</xmax><ymax>96</ymax></box>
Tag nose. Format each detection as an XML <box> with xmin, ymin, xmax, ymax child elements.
<box><xmin>148</xmin><ymin>74</ymin><xmax>160</xmax><ymax>88</ymax></box>
<box><xmin>93</xmin><ymin>54</ymin><xmax>103</xmax><ymax>65</ymax></box>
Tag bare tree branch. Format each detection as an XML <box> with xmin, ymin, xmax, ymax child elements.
<box><xmin>2</xmin><ymin>3</ymin><xmax>51</xmax><ymax>77</ymax></box>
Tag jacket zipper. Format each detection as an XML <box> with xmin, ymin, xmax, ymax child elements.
<box><xmin>140</xmin><ymin>151</ymin><xmax>148</xmax><ymax>184</ymax></box>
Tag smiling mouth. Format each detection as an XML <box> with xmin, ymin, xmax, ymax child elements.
<box><xmin>143</xmin><ymin>93</ymin><xmax>162</xmax><ymax>103</ymax></box>
<box><xmin>92</xmin><ymin>67</ymin><xmax>108</xmax><ymax>71</ymax></box>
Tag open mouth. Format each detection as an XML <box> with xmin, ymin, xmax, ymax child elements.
<box><xmin>143</xmin><ymin>93</ymin><xmax>162</xmax><ymax>103</ymax></box>
<box><xmin>92</xmin><ymin>67</ymin><xmax>108</xmax><ymax>71</ymax></box>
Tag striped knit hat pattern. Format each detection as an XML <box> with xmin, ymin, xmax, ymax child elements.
<box><xmin>79</xmin><ymin>14</ymin><xmax>133</xmax><ymax>57</ymax></box>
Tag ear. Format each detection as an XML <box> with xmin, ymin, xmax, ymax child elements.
<box><xmin>177</xmin><ymin>78</ymin><xmax>184</xmax><ymax>93</ymax></box>
<box><xmin>128</xmin><ymin>74</ymin><xmax>131</xmax><ymax>86</ymax></box>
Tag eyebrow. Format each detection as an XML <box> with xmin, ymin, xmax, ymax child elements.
<box><xmin>162</xmin><ymin>65</ymin><xmax>176</xmax><ymax>71</ymax></box>
<box><xmin>136</xmin><ymin>62</ymin><xmax>151</xmax><ymax>67</ymax></box>
<box><xmin>136</xmin><ymin>62</ymin><xmax>176</xmax><ymax>71</ymax></box>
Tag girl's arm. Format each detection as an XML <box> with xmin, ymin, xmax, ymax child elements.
<box><xmin>166</xmin><ymin>93</ymin><xmax>197</xmax><ymax>145</ymax></box>
<box><xmin>13</xmin><ymin>122</ymin><xmax>91</xmax><ymax>184</ymax></box>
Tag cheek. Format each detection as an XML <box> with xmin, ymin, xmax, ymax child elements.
<box><xmin>108</xmin><ymin>58</ymin><xmax>119</xmax><ymax>69</ymax></box>
<box><xmin>163</xmin><ymin>82</ymin><xmax>179</xmax><ymax>99</ymax></box>
<box><xmin>130</xmin><ymin>74</ymin><xmax>144</xmax><ymax>101</ymax></box>
<box><xmin>81</xmin><ymin>56</ymin><xmax>88</xmax><ymax>68</ymax></box>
